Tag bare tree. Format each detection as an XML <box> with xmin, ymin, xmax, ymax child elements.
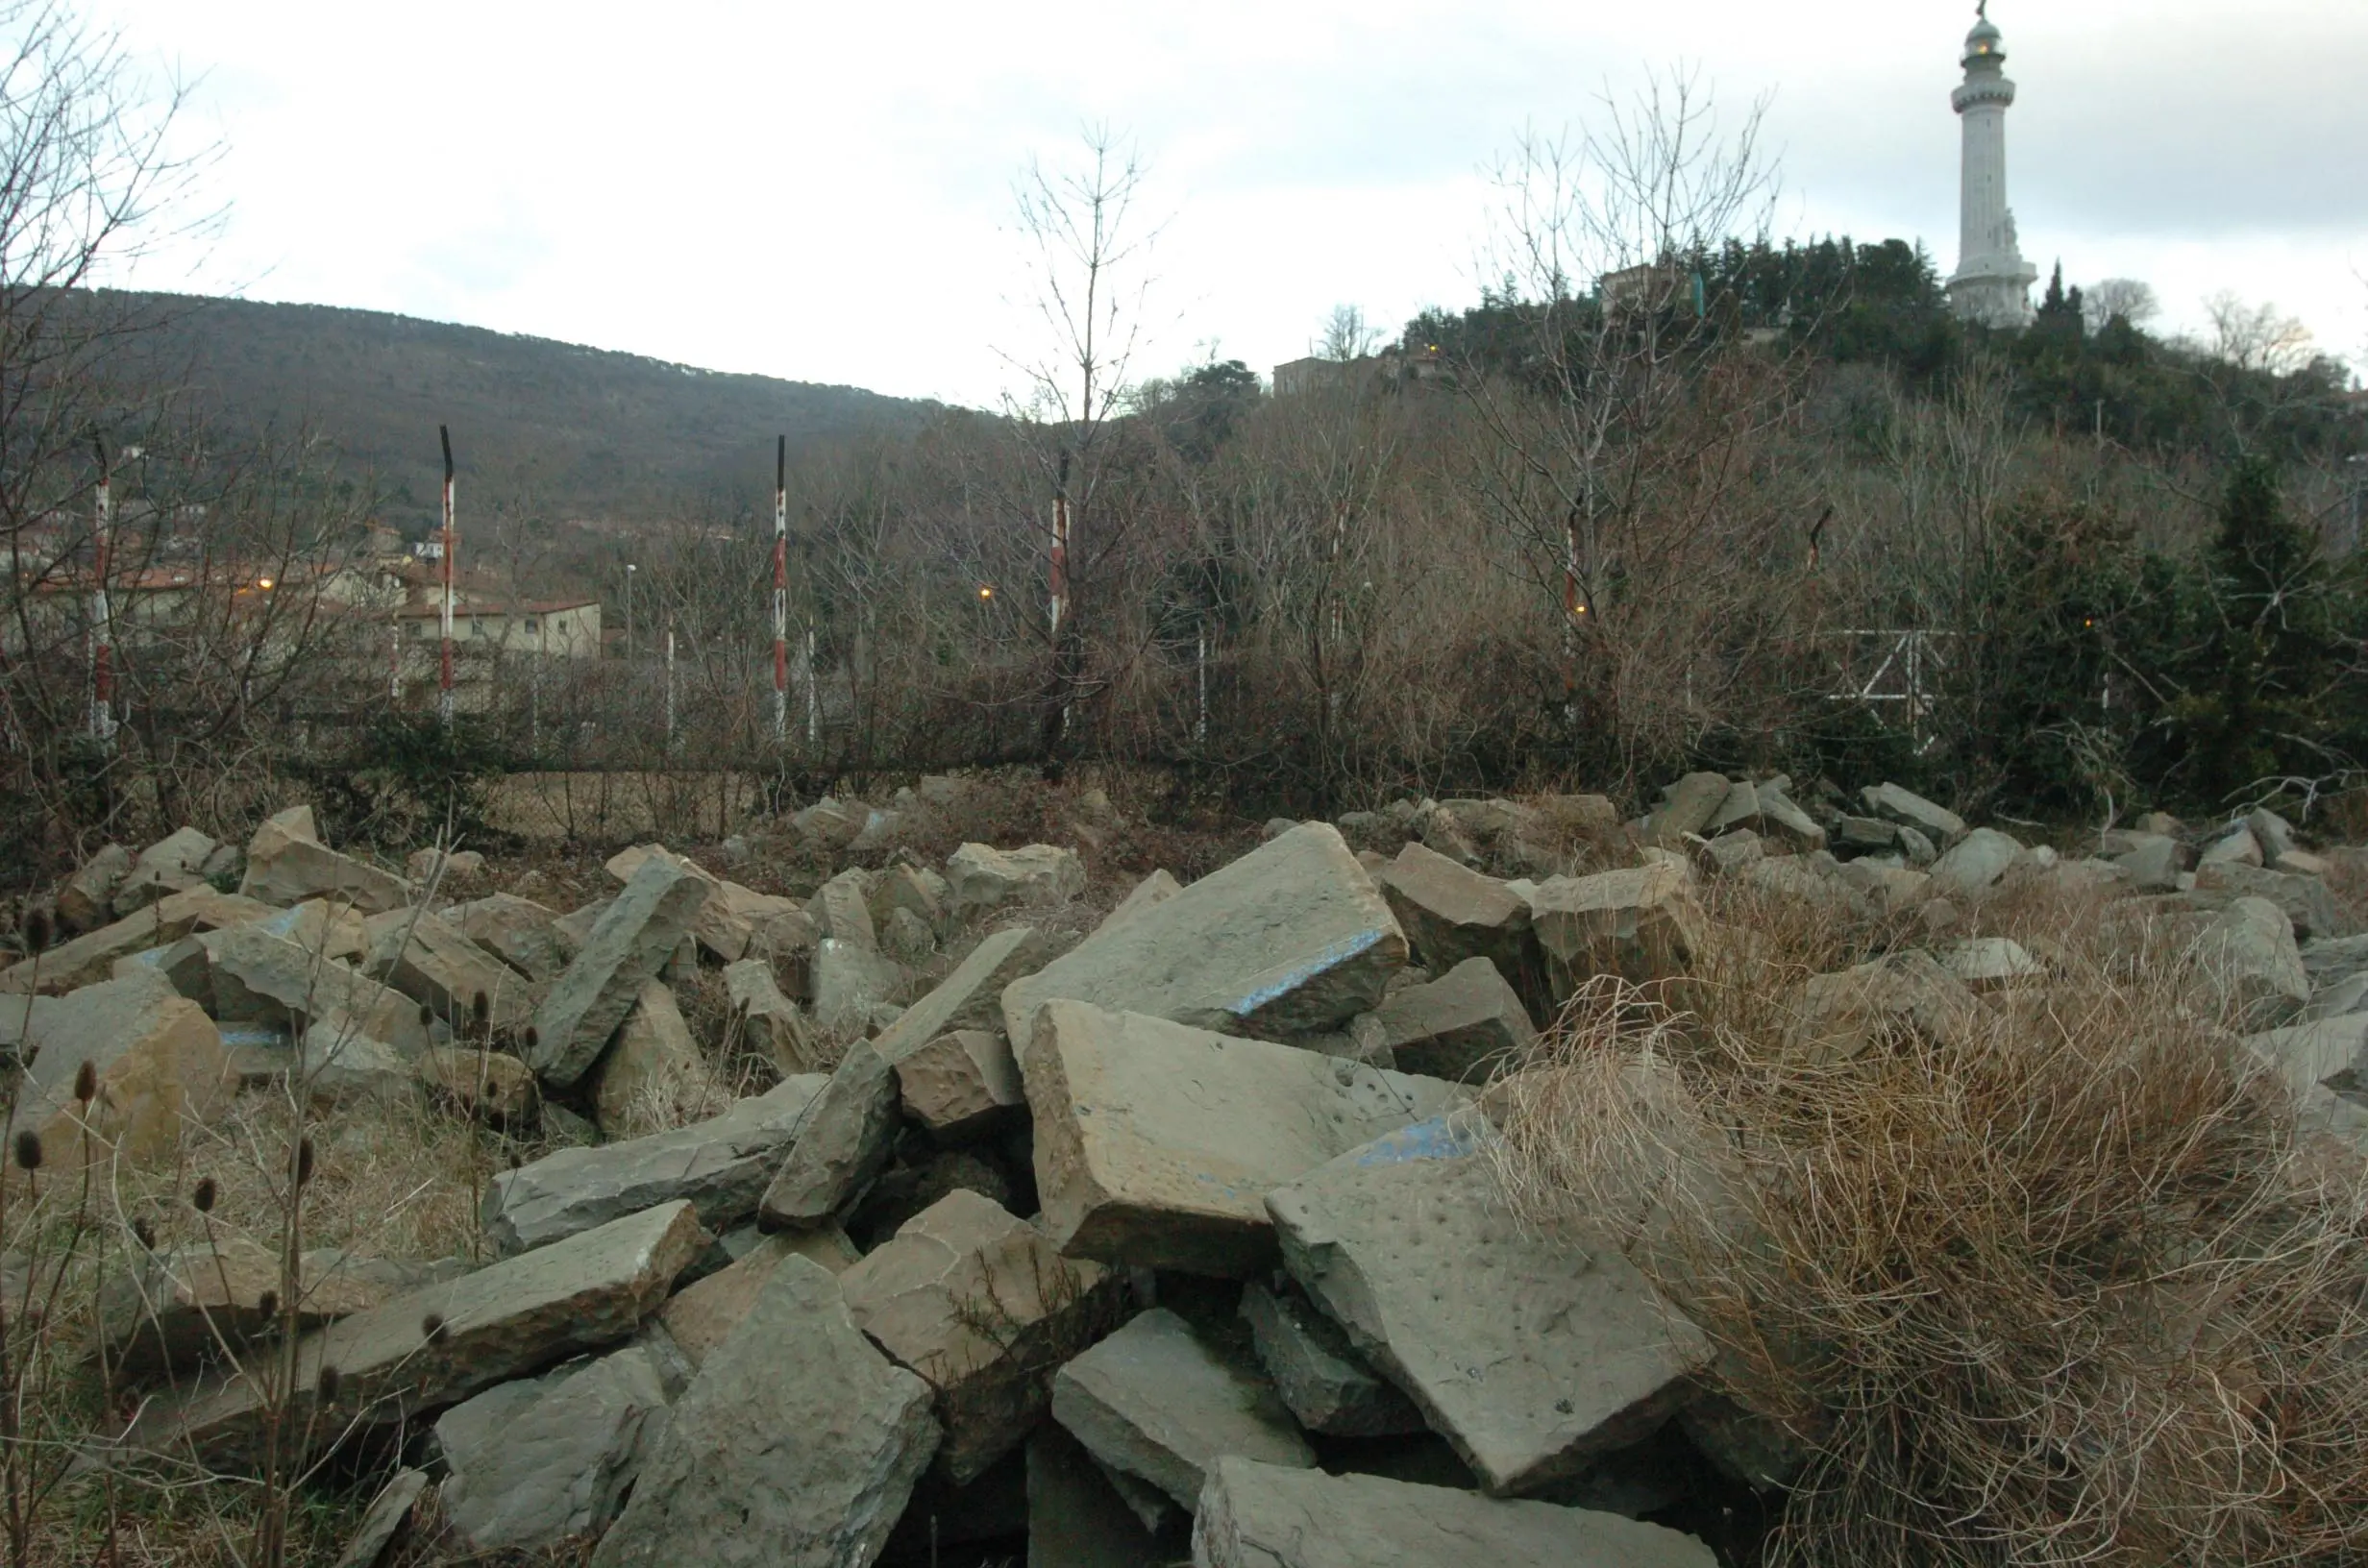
<box><xmin>1318</xmin><ymin>304</ymin><xmax>1381</xmax><ymax>362</ymax></box>
<box><xmin>2083</xmin><ymin>276</ymin><xmax>2158</xmax><ymax>333</ymax></box>
<box><xmin>2200</xmin><ymin>290</ymin><xmax>2316</xmax><ymax>376</ymax></box>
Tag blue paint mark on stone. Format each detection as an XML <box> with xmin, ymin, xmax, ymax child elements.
<box><xmin>1352</xmin><ymin>1116</ymin><xmax>1490</xmax><ymax>1167</ymax></box>
<box><xmin>1231</xmin><ymin>927</ymin><xmax>1388</xmax><ymax>1016</ymax></box>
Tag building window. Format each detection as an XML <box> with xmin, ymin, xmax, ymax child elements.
<box><xmin>524</xmin><ymin>617</ymin><xmax>539</xmax><ymax>635</ymax></box>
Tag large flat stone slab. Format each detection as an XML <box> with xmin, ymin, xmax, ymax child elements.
<box><xmin>605</xmin><ymin>844</ymin><xmax>810</xmax><ymax>963</ymax></box>
<box><xmin>1268</xmin><ymin>1117</ymin><xmax>1711</xmax><ymax>1496</ymax></box>
<box><xmin>483</xmin><ymin>1075</ymin><xmax>827</xmax><ymax>1256</ymax></box>
<box><xmin>1022</xmin><ymin>1000</ymin><xmax>1467</xmax><ymax>1276</ymax></box>
<box><xmin>239</xmin><ymin>819</ymin><xmax>413</xmax><ymax>913</ymax></box>
<box><xmin>530</xmin><ymin>853</ymin><xmax>711</xmax><ymax>1089</ymax></box>
<box><xmin>842</xmin><ymin>1188</ymin><xmax>1119</xmax><ymax>1482</ymax></box>
<box><xmin>0</xmin><ymin>886</ymin><xmax>268</xmax><ymax>993</ymax></box>
<box><xmin>656</xmin><ymin>1229</ymin><xmax>861</xmax><ymax>1368</ymax></box>
<box><xmin>1240</xmin><ymin>1281</ymin><xmax>1422</xmax><ymax>1436</ymax></box>
<box><xmin>449</xmin><ymin>893</ymin><xmax>576</xmax><ymax>982</ymax></box>
<box><xmin>1193</xmin><ymin>1456</ymin><xmax>1718</xmax><ymax>1568</ymax></box>
<box><xmin>2193</xmin><ymin>861</ymin><xmax>2345</xmax><ymax>941</ymax></box>
<box><xmin>895</xmin><ymin>1028</ymin><xmax>1026</xmax><ymax>1140</ymax></box>
<box><xmin>947</xmin><ymin>843</ymin><xmax>1086</xmax><ymax>919</ymax></box>
<box><xmin>1003</xmin><ymin>822</ymin><xmax>1406</xmax><ymax>1046</ymax></box>
<box><xmin>127</xmin><ymin>1200</ymin><xmax>708</xmax><ymax>1473</ymax></box>
<box><xmin>590</xmin><ymin>979</ymin><xmax>727</xmax><ymax>1137</ymax></box>
<box><xmin>757</xmin><ymin>1039</ymin><xmax>900</xmax><ymax>1229</ymax></box>
<box><xmin>363</xmin><ymin>908</ymin><xmax>537</xmax><ymax>1033</ymax></box>
<box><xmin>1051</xmin><ymin>1308</ymin><xmax>1314</xmax><ymax>1511</ymax></box>
<box><xmin>203</xmin><ymin>923</ymin><xmax>433</xmax><ymax>1056</ymax></box>
<box><xmin>722</xmin><ymin>957</ymin><xmax>817</xmax><ymax>1071</ymax></box>
<box><xmin>589</xmin><ymin>1255</ymin><xmax>941</xmax><ymax>1568</ymax></box>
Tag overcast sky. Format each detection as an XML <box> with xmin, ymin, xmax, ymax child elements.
<box><xmin>92</xmin><ymin>0</ymin><xmax>2368</xmax><ymax>408</ymax></box>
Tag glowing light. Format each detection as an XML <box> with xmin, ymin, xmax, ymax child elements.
<box><xmin>978</xmin><ymin>585</ymin><xmax>993</xmax><ymax>600</ymax></box>
<box><xmin>257</xmin><ymin>576</ymin><xmax>275</xmax><ymax>590</ymax></box>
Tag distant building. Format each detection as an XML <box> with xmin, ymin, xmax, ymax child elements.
<box><xmin>1599</xmin><ymin>262</ymin><xmax>1686</xmax><ymax>314</ymax></box>
<box><xmin>392</xmin><ymin>595</ymin><xmax>603</xmax><ymax>658</ymax></box>
<box><xmin>1270</xmin><ymin>344</ymin><xmax>1445</xmax><ymax>399</ymax></box>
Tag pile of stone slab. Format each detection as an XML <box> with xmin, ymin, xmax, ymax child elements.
<box><xmin>60</xmin><ymin>809</ymin><xmax>1739</xmax><ymax>1566</ymax></box>
<box><xmin>55</xmin><ymin>778</ymin><xmax>2366</xmax><ymax>1567</ymax></box>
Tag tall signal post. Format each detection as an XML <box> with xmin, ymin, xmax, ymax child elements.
<box><xmin>438</xmin><ymin>426</ymin><xmax>457</xmax><ymax>728</ymax></box>
<box><xmin>773</xmin><ymin>434</ymin><xmax>789</xmax><ymax>743</ymax></box>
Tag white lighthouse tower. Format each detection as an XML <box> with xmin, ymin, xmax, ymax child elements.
<box><xmin>1947</xmin><ymin>3</ymin><xmax>2037</xmax><ymax>328</ymax></box>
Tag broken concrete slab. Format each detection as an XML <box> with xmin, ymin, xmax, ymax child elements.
<box><xmin>483</xmin><ymin>1075</ymin><xmax>828</xmax><ymax>1256</ymax></box>
<box><xmin>0</xmin><ymin>970</ymin><xmax>230</xmax><ymax>1169</ymax></box>
<box><xmin>1193</xmin><ymin>1456</ymin><xmax>1718</xmax><ymax>1568</ymax></box>
<box><xmin>1269</xmin><ymin>1116</ymin><xmax>1711</xmax><ymax>1496</ymax></box>
<box><xmin>842</xmin><ymin>1188</ymin><xmax>1120</xmax><ymax>1483</ymax></box>
<box><xmin>1095</xmin><ymin>868</ymin><xmax>1183</xmax><ymax>936</ymax></box>
<box><xmin>895</xmin><ymin>1028</ymin><xmax>1027</xmax><ymax>1140</ymax></box>
<box><xmin>723</xmin><ymin>957</ymin><xmax>817</xmax><ymax>1072</ymax></box>
<box><xmin>530</xmin><ymin>853</ymin><xmax>711</xmax><ymax>1090</ymax></box>
<box><xmin>591</xmin><ymin>979</ymin><xmax>727</xmax><ymax>1137</ymax></box>
<box><xmin>874</xmin><ymin>924</ymin><xmax>1047</xmax><ymax>1065</ymax></box>
<box><xmin>1021</xmin><ymin>1000</ymin><xmax>1467</xmax><ymax>1276</ymax></box>
<box><xmin>1527</xmin><ymin>863</ymin><xmax>1704</xmax><ymax>1001</ymax></box>
<box><xmin>1374</xmin><ymin>842</ymin><xmax>1535</xmax><ymax>981</ymax></box>
<box><xmin>1051</xmin><ymin>1307</ymin><xmax>1314</xmax><ymax>1511</ymax></box>
<box><xmin>588</xmin><ymin>1255</ymin><xmax>941</xmax><ymax>1568</ymax></box>
<box><xmin>656</xmin><ymin>1229</ymin><xmax>861</xmax><ymax>1369</ymax></box>
<box><xmin>59</xmin><ymin>843</ymin><xmax>132</xmax><ymax>933</ymax></box>
<box><xmin>436</xmin><ymin>1337</ymin><xmax>680</xmax><ymax>1553</ymax></box>
<box><xmin>1369</xmin><ymin>956</ymin><xmax>1537</xmax><ymax>1084</ymax></box>
<box><xmin>128</xmin><ymin>1199</ymin><xmax>709</xmax><ymax>1472</ymax></box>
<box><xmin>1002</xmin><ymin>823</ymin><xmax>1406</xmax><ymax>1046</ymax></box>
<box><xmin>946</xmin><ymin>842</ymin><xmax>1086</xmax><ymax>920</ymax></box>
<box><xmin>1240</xmin><ymin>1281</ymin><xmax>1423</xmax><ymax>1437</ymax></box>
<box><xmin>757</xmin><ymin>1039</ymin><xmax>900</xmax><ymax>1229</ymax></box>
<box><xmin>449</xmin><ymin>893</ymin><xmax>576</xmax><ymax>983</ymax></box>
<box><xmin>1861</xmin><ymin>782</ymin><xmax>1965</xmax><ymax>844</ymax></box>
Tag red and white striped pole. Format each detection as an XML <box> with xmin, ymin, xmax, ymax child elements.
<box><xmin>438</xmin><ymin>425</ymin><xmax>456</xmax><ymax>727</ymax></box>
<box><xmin>772</xmin><ymin>434</ymin><xmax>788</xmax><ymax>744</ymax></box>
<box><xmin>89</xmin><ymin>436</ymin><xmax>114</xmax><ymax>747</ymax></box>
<box><xmin>1048</xmin><ymin>450</ymin><xmax>1071</xmax><ymax>644</ymax></box>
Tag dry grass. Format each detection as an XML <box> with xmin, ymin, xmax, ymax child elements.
<box><xmin>1492</xmin><ymin>877</ymin><xmax>2368</xmax><ymax>1568</ymax></box>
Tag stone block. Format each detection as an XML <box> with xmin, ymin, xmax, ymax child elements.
<box><xmin>449</xmin><ymin>893</ymin><xmax>575</xmax><ymax>982</ymax></box>
<box><xmin>2193</xmin><ymin>862</ymin><xmax>2344</xmax><ymax>941</ymax></box>
<box><xmin>331</xmin><ymin>1468</ymin><xmax>429</xmax><ymax>1568</ymax></box>
<box><xmin>1051</xmin><ymin>1307</ymin><xmax>1313</xmax><ymax>1511</ymax></box>
<box><xmin>874</xmin><ymin>925</ymin><xmax>1047</xmax><ymax>1065</ymax></box>
<box><xmin>588</xmin><ymin>1256</ymin><xmax>941</xmax><ymax>1568</ymax></box>
<box><xmin>204</xmin><ymin>923</ymin><xmax>432</xmax><ymax>1056</ymax></box>
<box><xmin>758</xmin><ymin>1039</ymin><xmax>900</xmax><ymax>1228</ymax></box>
<box><xmin>405</xmin><ymin>846</ymin><xmax>485</xmax><ymax>885</ymax></box>
<box><xmin>947</xmin><ymin>843</ymin><xmax>1087</xmax><ymax>919</ymax></box>
<box><xmin>363</xmin><ymin>908</ymin><xmax>536</xmax><ymax>1033</ymax></box>
<box><xmin>1021</xmin><ymin>1000</ymin><xmax>1466</xmax><ymax>1276</ymax></box>
<box><xmin>1192</xmin><ymin>1456</ymin><xmax>1718</xmax><ymax>1568</ymax></box>
<box><xmin>95</xmin><ymin>1237</ymin><xmax>435</xmax><ymax>1379</ymax></box>
<box><xmin>0</xmin><ymin>971</ymin><xmax>229</xmax><ymax>1169</ymax></box>
<box><xmin>128</xmin><ymin>1200</ymin><xmax>709</xmax><ymax>1473</ymax></box>
<box><xmin>1527</xmin><ymin>863</ymin><xmax>1704</xmax><ymax>1001</ymax></box>
<box><xmin>59</xmin><ymin>843</ymin><xmax>132</xmax><ymax>933</ymax></box>
<box><xmin>1369</xmin><ymin>956</ymin><xmax>1537</xmax><ymax>1084</ymax></box>
<box><xmin>417</xmin><ymin>1047</ymin><xmax>539</xmax><ymax>1125</ymax></box>
<box><xmin>817</xmin><ymin>868</ymin><xmax>878</xmax><ymax>950</ymax></box>
<box><xmin>1002</xmin><ymin>823</ymin><xmax>1405</xmax><ymax>1046</ymax></box>
<box><xmin>1374</xmin><ymin>841</ymin><xmax>1534</xmax><ymax>982</ymax></box>
<box><xmin>250</xmin><ymin>898</ymin><xmax>371</xmax><ymax>965</ymax></box>
<box><xmin>1028</xmin><ymin>1424</ymin><xmax>1176</xmax><ymax>1567</ymax></box>
<box><xmin>896</xmin><ymin>1028</ymin><xmax>1027</xmax><ymax>1140</ymax></box>
<box><xmin>812</xmin><ymin>938</ymin><xmax>911</xmax><ymax>1031</ymax></box>
<box><xmin>1095</xmin><ymin>868</ymin><xmax>1183</xmax><ymax>936</ymax></box>
<box><xmin>1</xmin><ymin>886</ymin><xmax>269</xmax><ymax>994</ymax></box>
<box><xmin>1644</xmin><ymin>772</ymin><xmax>1731</xmax><ymax>847</ymax></box>
<box><xmin>1239</xmin><ymin>1281</ymin><xmax>1422</xmax><ymax>1436</ymax></box>
<box><xmin>657</xmin><ymin>1228</ymin><xmax>861</xmax><ymax>1368</ymax></box>
<box><xmin>843</xmin><ymin>1188</ymin><xmax>1120</xmax><ymax>1482</ymax></box>
<box><xmin>869</xmin><ymin>863</ymin><xmax>948</xmax><ymax>934</ymax></box>
<box><xmin>2198</xmin><ymin>895</ymin><xmax>2310</xmax><ymax>1028</ymax></box>
<box><xmin>239</xmin><ymin>824</ymin><xmax>413</xmax><ymax>914</ymax></box>
<box><xmin>1929</xmin><ymin>826</ymin><xmax>2023</xmax><ymax>900</ymax></box>
<box><xmin>2199</xmin><ymin>826</ymin><xmax>2263</xmax><ymax>870</ymax></box>
<box><xmin>436</xmin><ymin>1338</ymin><xmax>681</xmax><ymax>1553</ymax></box>
<box><xmin>1860</xmin><ymin>782</ymin><xmax>1965</xmax><ymax>843</ymax></box>
<box><xmin>530</xmin><ymin>854</ymin><xmax>711</xmax><ymax>1090</ymax></box>
<box><xmin>591</xmin><ymin>979</ymin><xmax>727</xmax><ymax>1137</ymax></box>
<box><xmin>1268</xmin><ymin>1117</ymin><xmax>1711</xmax><ymax>1496</ymax></box>
<box><xmin>483</xmin><ymin>1076</ymin><xmax>827</xmax><ymax>1256</ymax></box>
<box><xmin>1941</xmin><ymin>936</ymin><xmax>2042</xmax><ymax>990</ymax></box>
<box><xmin>1788</xmin><ymin>950</ymin><xmax>1979</xmax><ymax>1064</ymax></box>
<box><xmin>723</xmin><ymin>957</ymin><xmax>817</xmax><ymax>1071</ymax></box>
